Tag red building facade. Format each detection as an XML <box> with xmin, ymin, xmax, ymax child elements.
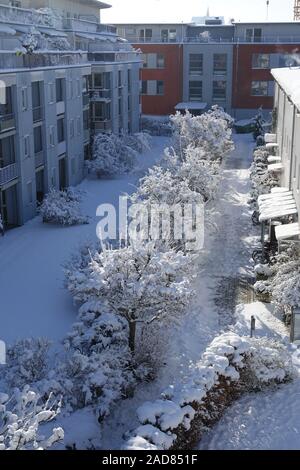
<box><xmin>136</xmin><ymin>44</ymin><xmax>183</xmax><ymax>115</ymax></box>
<box><xmin>232</xmin><ymin>44</ymin><xmax>300</xmax><ymax>112</ymax></box>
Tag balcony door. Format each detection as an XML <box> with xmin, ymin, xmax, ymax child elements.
<box><xmin>0</xmin><ymin>184</ymin><xmax>18</xmax><ymax>228</ymax></box>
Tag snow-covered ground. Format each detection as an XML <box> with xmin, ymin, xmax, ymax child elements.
<box><xmin>199</xmin><ymin>302</ymin><xmax>300</xmax><ymax>451</ymax></box>
<box><xmin>0</xmin><ymin>137</ymin><xmax>169</xmax><ymax>345</ymax></box>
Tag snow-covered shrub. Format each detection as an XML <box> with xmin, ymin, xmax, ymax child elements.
<box><xmin>5</xmin><ymin>338</ymin><xmax>51</xmax><ymax>390</ymax></box>
<box><xmin>170</xmin><ymin>109</ymin><xmax>234</xmax><ymax>161</ymax></box>
<box><xmin>65</xmin><ymin>242</ymin><xmax>194</xmax><ymax>352</ymax></box>
<box><xmin>243</xmin><ymin>337</ymin><xmax>294</xmax><ymax>390</ymax></box>
<box><xmin>39</xmin><ymin>188</ymin><xmax>89</xmax><ymax>226</ymax></box>
<box><xmin>207</xmin><ymin>105</ymin><xmax>235</xmax><ymax>127</ymax></box>
<box><xmin>61</xmin><ymin>301</ymin><xmax>134</xmax><ymax>417</ymax></box>
<box><xmin>122</xmin><ymin>132</ymin><xmax>152</xmax><ymax>153</ymax></box>
<box><xmin>124</xmin><ymin>332</ymin><xmax>293</xmax><ymax>450</ymax></box>
<box><xmin>141</xmin><ymin>117</ymin><xmax>172</xmax><ymax>137</ymax></box>
<box><xmin>271</xmin><ymin>260</ymin><xmax>300</xmax><ymax>309</ymax></box>
<box><xmin>88</xmin><ymin>133</ymin><xmax>137</xmax><ymax>177</ymax></box>
<box><xmin>0</xmin><ymin>387</ymin><xmax>63</xmax><ymax>450</ymax></box>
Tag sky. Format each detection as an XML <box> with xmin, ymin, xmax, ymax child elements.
<box><xmin>101</xmin><ymin>0</ymin><xmax>296</xmax><ymax>24</ymax></box>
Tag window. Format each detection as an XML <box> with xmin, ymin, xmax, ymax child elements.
<box><xmin>94</xmin><ymin>73</ymin><xmax>103</xmax><ymax>88</ymax></box>
<box><xmin>213</xmin><ymin>54</ymin><xmax>227</xmax><ymax>74</ymax></box>
<box><xmin>77</xmin><ymin>117</ymin><xmax>81</xmax><ymax>135</ymax></box>
<box><xmin>76</xmin><ymin>79</ymin><xmax>81</xmax><ymax>97</ymax></box>
<box><xmin>51</xmin><ymin>168</ymin><xmax>56</xmax><ymax>187</ymax></box>
<box><xmin>27</xmin><ymin>181</ymin><xmax>33</xmax><ymax>204</ymax></box>
<box><xmin>32</xmin><ymin>82</ymin><xmax>41</xmax><ymax>109</ymax></box>
<box><xmin>21</xmin><ymin>87</ymin><xmax>28</xmax><ymax>110</ymax></box>
<box><xmin>141</xmin><ymin>81</ymin><xmax>147</xmax><ymax>95</ymax></box>
<box><xmin>118</xmin><ymin>98</ymin><xmax>122</xmax><ymax>116</ymax></box>
<box><xmin>156</xmin><ymin>81</ymin><xmax>164</xmax><ymax>95</ymax></box>
<box><xmin>251</xmin><ymin>80</ymin><xmax>274</xmax><ymax>96</ymax></box>
<box><xmin>49</xmin><ymin>126</ymin><xmax>55</xmax><ymax>147</ymax></box>
<box><xmin>246</xmin><ymin>28</ymin><xmax>262</xmax><ymax>42</ymax></box>
<box><xmin>161</xmin><ymin>29</ymin><xmax>177</xmax><ymax>42</ymax></box>
<box><xmin>0</xmin><ymin>86</ymin><xmax>13</xmax><ymax>116</ymax></box>
<box><xmin>82</xmin><ymin>76</ymin><xmax>89</xmax><ymax>94</ymax></box>
<box><xmin>118</xmin><ymin>71</ymin><xmax>123</xmax><ymax>87</ymax></box>
<box><xmin>189</xmin><ymin>81</ymin><xmax>202</xmax><ymax>101</ymax></box>
<box><xmin>56</xmin><ymin>78</ymin><xmax>64</xmax><ymax>102</ymax></box>
<box><xmin>57</xmin><ymin>118</ymin><xmax>65</xmax><ymax>143</ymax></box>
<box><xmin>0</xmin><ymin>135</ymin><xmax>15</xmax><ymax>167</ymax></box>
<box><xmin>49</xmin><ymin>83</ymin><xmax>55</xmax><ymax>104</ymax></box>
<box><xmin>83</xmin><ymin>110</ymin><xmax>89</xmax><ymax>130</ymax></box>
<box><xmin>69</xmin><ymin>80</ymin><xmax>74</xmax><ymax>99</ymax></box>
<box><xmin>128</xmin><ymin>95</ymin><xmax>131</xmax><ymax>111</ymax></box>
<box><xmin>128</xmin><ymin>69</ymin><xmax>132</xmax><ymax>91</ymax></box>
<box><xmin>70</xmin><ymin>119</ymin><xmax>75</xmax><ymax>138</ymax></box>
<box><xmin>252</xmin><ymin>54</ymin><xmax>270</xmax><ymax>69</ymax></box>
<box><xmin>24</xmin><ymin>135</ymin><xmax>30</xmax><ymax>158</ymax></box>
<box><xmin>34</xmin><ymin>126</ymin><xmax>43</xmax><ymax>154</ymax></box>
<box><xmin>94</xmin><ymin>102</ymin><xmax>111</xmax><ymax>120</ymax></box>
<box><xmin>213</xmin><ymin>80</ymin><xmax>226</xmax><ymax>100</ymax></box>
<box><xmin>157</xmin><ymin>54</ymin><xmax>165</xmax><ymax>68</ymax></box>
<box><xmin>189</xmin><ymin>54</ymin><xmax>203</xmax><ymax>74</ymax></box>
<box><xmin>139</xmin><ymin>28</ymin><xmax>152</xmax><ymax>42</ymax></box>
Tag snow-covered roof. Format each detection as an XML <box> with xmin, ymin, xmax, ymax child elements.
<box><xmin>175</xmin><ymin>102</ymin><xmax>208</xmax><ymax>111</ymax></box>
<box><xmin>271</xmin><ymin>67</ymin><xmax>300</xmax><ymax>111</ymax></box>
<box><xmin>275</xmin><ymin>223</ymin><xmax>300</xmax><ymax>241</ymax></box>
<box><xmin>38</xmin><ymin>27</ymin><xmax>68</xmax><ymax>38</ymax></box>
<box><xmin>258</xmin><ymin>189</ymin><xmax>298</xmax><ymax>222</ymax></box>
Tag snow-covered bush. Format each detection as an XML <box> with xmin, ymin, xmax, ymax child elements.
<box><xmin>207</xmin><ymin>105</ymin><xmax>235</xmax><ymax>127</ymax></box>
<box><xmin>61</xmin><ymin>301</ymin><xmax>134</xmax><ymax>417</ymax></box>
<box><xmin>271</xmin><ymin>260</ymin><xmax>300</xmax><ymax>309</ymax></box>
<box><xmin>125</xmin><ymin>332</ymin><xmax>293</xmax><ymax>450</ymax></box>
<box><xmin>5</xmin><ymin>338</ymin><xmax>51</xmax><ymax>390</ymax></box>
<box><xmin>39</xmin><ymin>188</ymin><xmax>89</xmax><ymax>226</ymax></box>
<box><xmin>0</xmin><ymin>387</ymin><xmax>63</xmax><ymax>450</ymax></box>
<box><xmin>122</xmin><ymin>132</ymin><xmax>152</xmax><ymax>153</ymax></box>
<box><xmin>65</xmin><ymin>242</ymin><xmax>194</xmax><ymax>352</ymax></box>
<box><xmin>141</xmin><ymin>117</ymin><xmax>172</xmax><ymax>137</ymax></box>
<box><xmin>170</xmin><ymin>109</ymin><xmax>234</xmax><ymax>161</ymax></box>
<box><xmin>88</xmin><ymin>133</ymin><xmax>137</xmax><ymax>177</ymax></box>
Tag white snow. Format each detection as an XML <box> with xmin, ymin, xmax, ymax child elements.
<box><xmin>275</xmin><ymin>222</ymin><xmax>300</xmax><ymax>241</ymax></box>
<box><xmin>0</xmin><ymin>137</ymin><xmax>168</xmax><ymax>345</ymax></box>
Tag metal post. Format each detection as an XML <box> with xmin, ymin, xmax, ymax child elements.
<box><xmin>250</xmin><ymin>316</ymin><xmax>256</xmax><ymax>338</ymax></box>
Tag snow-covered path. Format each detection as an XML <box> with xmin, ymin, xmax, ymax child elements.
<box><xmin>0</xmin><ymin>137</ymin><xmax>168</xmax><ymax>345</ymax></box>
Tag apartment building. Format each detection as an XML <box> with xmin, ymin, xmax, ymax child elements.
<box><xmin>271</xmin><ymin>67</ymin><xmax>300</xmax><ymax>214</ymax></box>
<box><xmin>0</xmin><ymin>1</ymin><xmax>141</xmax><ymax>229</ymax></box>
<box><xmin>116</xmin><ymin>19</ymin><xmax>300</xmax><ymax>118</ymax></box>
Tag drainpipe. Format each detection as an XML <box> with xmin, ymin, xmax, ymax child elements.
<box><xmin>233</xmin><ymin>40</ymin><xmax>239</xmax><ymax>119</ymax></box>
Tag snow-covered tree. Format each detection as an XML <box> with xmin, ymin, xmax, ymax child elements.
<box><xmin>170</xmin><ymin>109</ymin><xmax>234</xmax><ymax>161</ymax></box>
<box><xmin>0</xmin><ymin>387</ymin><xmax>63</xmax><ymax>450</ymax></box>
<box><xmin>272</xmin><ymin>260</ymin><xmax>300</xmax><ymax>309</ymax></box>
<box><xmin>65</xmin><ymin>242</ymin><xmax>194</xmax><ymax>352</ymax></box>
<box><xmin>122</xmin><ymin>132</ymin><xmax>152</xmax><ymax>153</ymax></box>
<box><xmin>39</xmin><ymin>188</ymin><xmax>89</xmax><ymax>226</ymax></box>
<box><xmin>88</xmin><ymin>133</ymin><xmax>137</xmax><ymax>178</ymax></box>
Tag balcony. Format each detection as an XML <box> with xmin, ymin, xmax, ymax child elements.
<box><xmin>35</xmin><ymin>151</ymin><xmax>44</xmax><ymax>169</ymax></box>
<box><xmin>83</xmin><ymin>93</ymin><xmax>90</xmax><ymax>107</ymax></box>
<box><xmin>0</xmin><ymin>114</ymin><xmax>16</xmax><ymax>133</ymax></box>
<box><xmin>90</xmin><ymin>90</ymin><xmax>111</xmax><ymax>102</ymax></box>
<box><xmin>92</xmin><ymin>120</ymin><xmax>112</xmax><ymax>133</ymax></box>
<box><xmin>33</xmin><ymin>107</ymin><xmax>43</xmax><ymax>123</ymax></box>
<box><xmin>0</xmin><ymin>163</ymin><xmax>18</xmax><ymax>186</ymax></box>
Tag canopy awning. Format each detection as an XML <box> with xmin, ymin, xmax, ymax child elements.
<box><xmin>175</xmin><ymin>102</ymin><xmax>208</xmax><ymax>111</ymax></box>
<box><xmin>275</xmin><ymin>222</ymin><xmax>300</xmax><ymax>241</ymax></box>
<box><xmin>258</xmin><ymin>189</ymin><xmax>298</xmax><ymax>222</ymax></box>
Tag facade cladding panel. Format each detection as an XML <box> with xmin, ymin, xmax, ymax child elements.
<box><xmin>136</xmin><ymin>44</ymin><xmax>183</xmax><ymax>115</ymax></box>
<box><xmin>232</xmin><ymin>44</ymin><xmax>300</xmax><ymax>111</ymax></box>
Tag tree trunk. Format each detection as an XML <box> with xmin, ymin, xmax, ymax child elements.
<box><xmin>129</xmin><ymin>320</ymin><xmax>136</xmax><ymax>353</ymax></box>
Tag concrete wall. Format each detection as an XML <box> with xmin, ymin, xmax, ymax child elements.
<box><xmin>183</xmin><ymin>43</ymin><xmax>233</xmax><ymax>114</ymax></box>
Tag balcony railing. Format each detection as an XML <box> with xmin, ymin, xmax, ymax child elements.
<box><xmin>124</xmin><ymin>34</ymin><xmax>300</xmax><ymax>44</ymax></box>
<box><xmin>92</xmin><ymin>120</ymin><xmax>112</xmax><ymax>133</ymax></box>
<box><xmin>0</xmin><ymin>114</ymin><xmax>16</xmax><ymax>133</ymax></box>
<box><xmin>90</xmin><ymin>89</ymin><xmax>111</xmax><ymax>101</ymax></box>
<box><xmin>33</xmin><ymin>107</ymin><xmax>43</xmax><ymax>123</ymax></box>
<box><xmin>35</xmin><ymin>151</ymin><xmax>44</xmax><ymax>168</ymax></box>
<box><xmin>0</xmin><ymin>163</ymin><xmax>18</xmax><ymax>186</ymax></box>
<box><xmin>0</xmin><ymin>52</ymin><xmax>89</xmax><ymax>71</ymax></box>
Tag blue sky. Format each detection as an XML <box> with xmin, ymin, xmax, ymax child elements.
<box><xmin>101</xmin><ymin>0</ymin><xmax>296</xmax><ymax>23</ymax></box>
